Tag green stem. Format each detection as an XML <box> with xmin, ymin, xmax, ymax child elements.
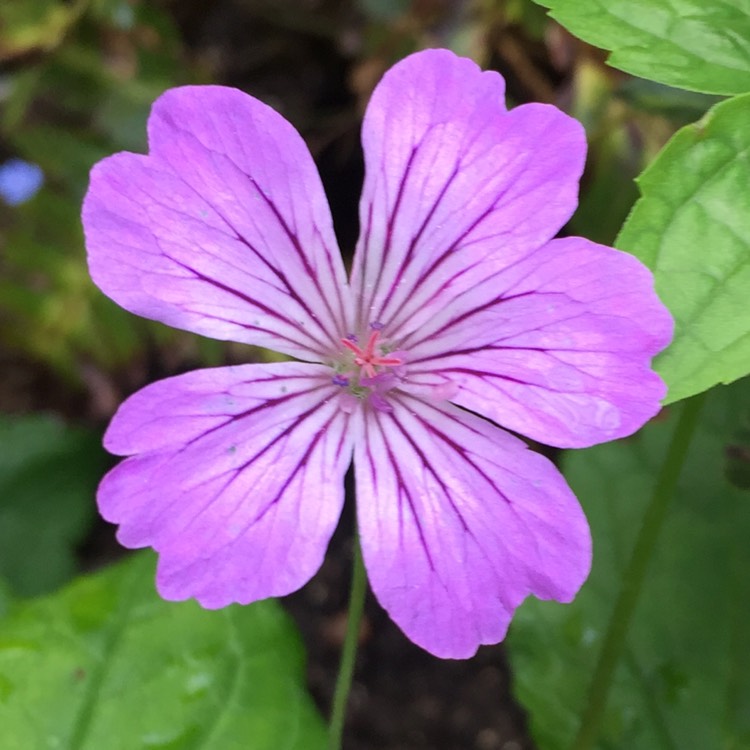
<box><xmin>571</xmin><ymin>393</ymin><xmax>707</xmax><ymax>750</ymax></box>
<box><xmin>328</xmin><ymin>534</ymin><xmax>367</xmax><ymax>750</ymax></box>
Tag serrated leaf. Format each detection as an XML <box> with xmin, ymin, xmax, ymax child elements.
<box><xmin>534</xmin><ymin>0</ymin><xmax>750</xmax><ymax>95</ymax></box>
<box><xmin>0</xmin><ymin>553</ymin><xmax>327</xmax><ymax>750</ymax></box>
<box><xmin>508</xmin><ymin>379</ymin><xmax>750</xmax><ymax>750</ymax></box>
<box><xmin>616</xmin><ymin>93</ymin><xmax>750</xmax><ymax>404</ymax></box>
<box><xmin>0</xmin><ymin>415</ymin><xmax>107</xmax><ymax>597</ymax></box>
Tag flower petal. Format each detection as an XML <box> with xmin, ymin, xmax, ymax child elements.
<box><xmin>83</xmin><ymin>86</ymin><xmax>351</xmax><ymax>360</ymax></box>
<box><xmin>405</xmin><ymin>237</ymin><xmax>673</xmax><ymax>448</ymax></box>
<box><xmin>353</xmin><ymin>393</ymin><xmax>591</xmax><ymax>659</ymax></box>
<box><xmin>350</xmin><ymin>48</ymin><xmax>585</xmax><ymax>339</ymax></box>
<box><xmin>100</xmin><ymin>362</ymin><xmax>353</xmax><ymax>606</ymax></box>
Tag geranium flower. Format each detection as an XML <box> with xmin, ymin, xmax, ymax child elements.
<box><xmin>82</xmin><ymin>49</ymin><xmax>671</xmax><ymax>658</ymax></box>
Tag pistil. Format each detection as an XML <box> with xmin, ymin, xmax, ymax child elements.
<box><xmin>340</xmin><ymin>330</ymin><xmax>402</xmax><ymax>379</ymax></box>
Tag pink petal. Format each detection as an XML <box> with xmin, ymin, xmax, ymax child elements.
<box><xmin>353</xmin><ymin>393</ymin><xmax>591</xmax><ymax>659</ymax></box>
<box><xmin>405</xmin><ymin>237</ymin><xmax>673</xmax><ymax>448</ymax></box>
<box><xmin>83</xmin><ymin>86</ymin><xmax>351</xmax><ymax>360</ymax></box>
<box><xmin>350</xmin><ymin>48</ymin><xmax>585</xmax><ymax>339</ymax></box>
<box><xmin>100</xmin><ymin>362</ymin><xmax>353</xmax><ymax>606</ymax></box>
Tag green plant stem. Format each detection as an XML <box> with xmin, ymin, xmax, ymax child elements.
<box><xmin>328</xmin><ymin>534</ymin><xmax>367</xmax><ymax>750</ymax></box>
<box><xmin>571</xmin><ymin>393</ymin><xmax>707</xmax><ymax>750</ymax></box>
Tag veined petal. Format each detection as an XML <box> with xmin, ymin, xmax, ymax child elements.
<box><xmin>405</xmin><ymin>237</ymin><xmax>673</xmax><ymax>448</ymax></box>
<box><xmin>83</xmin><ymin>86</ymin><xmax>352</xmax><ymax>360</ymax></box>
<box><xmin>350</xmin><ymin>48</ymin><xmax>585</xmax><ymax>339</ymax></box>
<box><xmin>353</xmin><ymin>394</ymin><xmax>591</xmax><ymax>659</ymax></box>
<box><xmin>100</xmin><ymin>362</ymin><xmax>353</xmax><ymax>606</ymax></box>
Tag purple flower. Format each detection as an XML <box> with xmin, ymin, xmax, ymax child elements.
<box><xmin>82</xmin><ymin>50</ymin><xmax>672</xmax><ymax>658</ymax></box>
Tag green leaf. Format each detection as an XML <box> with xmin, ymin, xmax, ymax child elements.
<box><xmin>0</xmin><ymin>415</ymin><xmax>107</xmax><ymax>597</ymax></box>
<box><xmin>0</xmin><ymin>0</ymin><xmax>86</xmax><ymax>61</ymax></box>
<box><xmin>508</xmin><ymin>379</ymin><xmax>750</xmax><ymax>749</ymax></box>
<box><xmin>0</xmin><ymin>187</ymin><xmax>158</xmax><ymax>376</ymax></box>
<box><xmin>616</xmin><ymin>93</ymin><xmax>750</xmax><ymax>404</ymax></box>
<box><xmin>726</xmin><ymin>419</ymin><xmax>750</xmax><ymax>490</ymax></box>
<box><xmin>0</xmin><ymin>553</ymin><xmax>327</xmax><ymax>750</ymax></box>
<box><xmin>533</xmin><ymin>0</ymin><xmax>750</xmax><ymax>95</ymax></box>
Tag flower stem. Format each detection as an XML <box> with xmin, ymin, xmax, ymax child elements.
<box><xmin>328</xmin><ymin>533</ymin><xmax>367</xmax><ymax>750</ymax></box>
<box><xmin>571</xmin><ymin>393</ymin><xmax>707</xmax><ymax>750</ymax></box>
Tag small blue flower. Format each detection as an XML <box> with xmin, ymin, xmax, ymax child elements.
<box><xmin>0</xmin><ymin>158</ymin><xmax>44</xmax><ymax>206</ymax></box>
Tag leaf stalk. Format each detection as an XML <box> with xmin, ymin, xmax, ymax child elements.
<box><xmin>571</xmin><ymin>393</ymin><xmax>707</xmax><ymax>750</ymax></box>
<box><xmin>328</xmin><ymin>533</ymin><xmax>367</xmax><ymax>750</ymax></box>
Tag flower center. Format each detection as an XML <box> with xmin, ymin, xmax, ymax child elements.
<box><xmin>331</xmin><ymin>325</ymin><xmax>404</xmax><ymax>412</ymax></box>
<box><xmin>340</xmin><ymin>329</ymin><xmax>402</xmax><ymax>379</ymax></box>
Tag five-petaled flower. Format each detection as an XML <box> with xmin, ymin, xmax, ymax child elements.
<box><xmin>83</xmin><ymin>49</ymin><xmax>672</xmax><ymax>658</ymax></box>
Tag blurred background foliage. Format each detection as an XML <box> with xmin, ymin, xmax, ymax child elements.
<box><xmin>0</xmin><ymin>0</ymin><xmax>719</xmax><ymax>419</ymax></box>
<box><xmin>0</xmin><ymin>2</ymin><xmax>740</xmax><ymax>748</ymax></box>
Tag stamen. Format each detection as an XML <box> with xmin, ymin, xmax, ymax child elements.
<box><xmin>340</xmin><ymin>329</ymin><xmax>403</xmax><ymax>379</ymax></box>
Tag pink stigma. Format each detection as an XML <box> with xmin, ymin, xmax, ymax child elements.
<box><xmin>341</xmin><ymin>330</ymin><xmax>402</xmax><ymax>378</ymax></box>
